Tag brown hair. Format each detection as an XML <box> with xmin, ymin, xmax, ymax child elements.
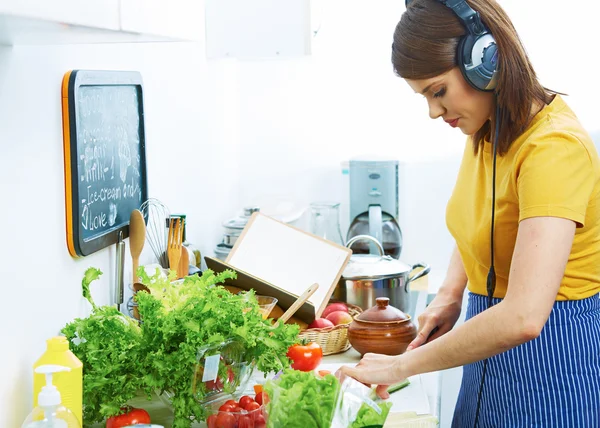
<box><xmin>392</xmin><ymin>0</ymin><xmax>555</xmax><ymax>155</ymax></box>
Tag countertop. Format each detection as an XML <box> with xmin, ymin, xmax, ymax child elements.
<box><xmin>105</xmin><ymin>346</ymin><xmax>440</xmax><ymax>428</ymax></box>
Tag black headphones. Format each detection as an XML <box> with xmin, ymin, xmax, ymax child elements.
<box><xmin>405</xmin><ymin>0</ymin><xmax>499</xmax><ymax>91</ymax></box>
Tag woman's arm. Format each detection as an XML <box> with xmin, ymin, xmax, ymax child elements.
<box><xmin>407</xmin><ymin>245</ymin><xmax>468</xmax><ymax>349</ymax></box>
<box><xmin>338</xmin><ymin>216</ymin><xmax>576</xmax><ymax>396</ymax></box>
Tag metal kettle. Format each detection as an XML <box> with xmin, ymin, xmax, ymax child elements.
<box><xmin>346</xmin><ymin>205</ymin><xmax>403</xmax><ymax>259</ymax></box>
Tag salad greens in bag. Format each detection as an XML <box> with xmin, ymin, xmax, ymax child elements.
<box><xmin>265</xmin><ymin>369</ymin><xmax>392</xmax><ymax>428</ymax></box>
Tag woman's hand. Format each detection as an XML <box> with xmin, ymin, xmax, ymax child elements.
<box><xmin>406</xmin><ymin>288</ymin><xmax>463</xmax><ymax>351</ymax></box>
<box><xmin>335</xmin><ymin>353</ymin><xmax>405</xmax><ymax>399</ymax></box>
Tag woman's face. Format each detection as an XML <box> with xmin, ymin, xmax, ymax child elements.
<box><xmin>406</xmin><ymin>67</ymin><xmax>494</xmax><ymax>135</ymax></box>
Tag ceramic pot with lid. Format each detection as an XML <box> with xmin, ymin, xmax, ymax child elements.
<box><xmin>347</xmin><ymin>297</ymin><xmax>417</xmax><ymax>356</ymax></box>
<box><xmin>334</xmin><ymin>235</ymin><xmax>430</xmax><ymax>313</ymax></box>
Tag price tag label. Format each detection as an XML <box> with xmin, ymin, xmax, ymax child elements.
<box><xmin>202</xmin><ymin>354</ymin><xmax>220</xmax><ymax>383</ymax></box>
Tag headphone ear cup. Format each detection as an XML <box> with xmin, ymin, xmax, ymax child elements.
<box><xmin>456</xmin><ymin>34</ymin><xmax>498</xmax><ymax>91</ymax></box>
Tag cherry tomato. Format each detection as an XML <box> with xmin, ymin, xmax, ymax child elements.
<box><xmin>239</xmin><ymin>395</ymin><xmax>254</xmax><ymax>409</ymax></box>
<box><xmin>206</xmin><ymin>414</ymin><xmax>218</xmax><ymax>428</ymax></box>
<box><xmin>106</xmin><ymin>407</ymin><xmax>151</xmax><ymax>428</ymax></box>
<box><xmin>215</xmin><ymin>411</ymin><xmax>236</xmax><ymax>428</ymax></box>
<box><xmin>286</xmin><ymin>341</ymin><xmax>323</xmax><ymax>372</ymax></box>
<box><xmin>224</xmin><ymin>399</ymin><xmax>238</xmax><ymax>407</ymax></box>
<box><xmin>255</xmin><ymin>414</ymin><xmax>266</xmax><ymax>428</ymax></box>
<box><xmin>244</xmin><ymin>401</ymin><xmax>261</xmax><ymax>412</ymax></box>
<box><xmin>218</xmin><ymin>403</ymin><xmax>236</xmax><ymax>413</ymax></box>
<box><xmin>238</xmin><ymin>414</ymin><xmax>254</xmax><ymax>428</ymax></box>
<box><xmin>254</xmin><ymin>391</ymin><xmax>268</xmax><ymax>405</ymax></box>
<box><xmin>229</xmin><ymin>405</ymin><xmax>244</xmax><ymax>414</ymax></box>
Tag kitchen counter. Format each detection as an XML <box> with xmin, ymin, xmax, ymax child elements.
<box><xmin>108</xmin><ymin>346</ymin><xmax>440</xmax><ymax>428</ymax></box>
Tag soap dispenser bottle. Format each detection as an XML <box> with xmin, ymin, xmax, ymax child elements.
<box><xmin>33</xmin><ymin>337</ymin><xmax>82</xmax><ymax>425</ymax></box>
<box><xmin>22</xmin><ymin>365</ymin><xmax>81</xmax><ymax>428</ymax></box>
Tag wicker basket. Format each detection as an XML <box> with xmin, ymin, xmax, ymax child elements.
<box><xmin>298</xmin><ymin>303</ymin><xmax>363</xmax><ymax>355</ymax></box>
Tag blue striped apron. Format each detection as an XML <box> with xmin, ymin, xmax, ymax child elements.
<box><xmin>452</xmin><ymin>292</ymin><xmax>600</xmax><ymax>428</ymax></box>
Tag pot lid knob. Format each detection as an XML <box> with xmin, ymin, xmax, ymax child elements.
<box><xmin>358</xmin><ymin>297</ymin><xmax>409</xmax><ymax>322</ymax></box>
<box><xmin>376</xmin><ymin>297</ymin><xmax>389</xmax><ymax>308</ymax></box>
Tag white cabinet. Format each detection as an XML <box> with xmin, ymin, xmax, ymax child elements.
<box><xmin>0</xmin><ymin>0</ymin><xmax>203</xmax><ymax>45</ymax></box>
<box><xmin>120</xmin><ymin>0</ymin><xmax>204</xmax><ymax>43</ymax></box>
<box><xmin>205</xmin><ymin>0</ymin><xmax>311</xmax><ymax>59</ymax></box>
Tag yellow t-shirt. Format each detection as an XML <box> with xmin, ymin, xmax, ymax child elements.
<box><xmin>446</xmin><ymin>95</ymin><xmax>600</xmax><ymax>300</ymax></box>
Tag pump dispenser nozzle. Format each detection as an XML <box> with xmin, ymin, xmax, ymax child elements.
<box><xmin>35</xmin><ymin>365</ymin><xmax>71</xmax><ymax>407</ymax></box>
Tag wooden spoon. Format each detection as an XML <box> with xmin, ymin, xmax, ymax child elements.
<box><xmin>129</xmin><ymin>209</ymin><xmax>146</xmax><ymax>286</ymax></box>
<box><xmin>177</xmin><ymin>246</ymin><xmax>189</xmax><ymax>279</ymax></box>
<box><xmin>279</xmin><ymin>283</ymin><xmax>319</xmax><ymax>323</ymax></box>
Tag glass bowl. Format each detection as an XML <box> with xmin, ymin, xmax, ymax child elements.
<box><xmin>205</xmin><ymin>394</ymin><xmax>267</xmax><ymax>428</ymax></box>
<box><xmin>255</xmin><ymin>296</ymin><xmax>278</xmax><ymax>319</ymax></box>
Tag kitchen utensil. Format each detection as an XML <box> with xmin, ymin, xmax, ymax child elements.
<box><xmin>347</xmin><ymin>158</ymin><xmax>403</xmax><ymax>258</ymax></box>
<box><xmin>177</xmin><ymin>246</ymin><xmax>189</xmax><ymax>279</ymax></box>
<box><xmin>347</xmin><ymin>297</ymin><xmax>417</xmax><ymax>356</ymax></box>
<box><xmin>308</xmin><ymin>202</ymin><xmax>344</xmax><ymax>246</ymax></box>
<box><xmin>139</xmin><ymin>198</ymin><xmax>170</xmax><ymax>268</ymax></box>
<box><xmin>279</xmin><ymin>283</ymin><xmax>319</xmax><ymax>323</ymax></box>
<box><xmin>167</xmin><ymin>217</ymin><xmax>183</xmax><ymax>272</ymax></box>
<box><xmin>129</xmin><ymin>209</ymin><xmax>146</xmax><ymax>285</ymax></box>
<box><xmin>334</xmin><ymin>235</ymin><xmax>430</xmax><ymax>313</ymax></box>
<box><xmin>115</xmin><ymin>231</ymin><xmax>125</xmax><ymax>311</ymax></box>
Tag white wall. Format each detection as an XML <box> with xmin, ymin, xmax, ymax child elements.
<box><xmin>1</xmin><ymin>0</ymin><xmax>599</xmax><ymax>426</ymax></box>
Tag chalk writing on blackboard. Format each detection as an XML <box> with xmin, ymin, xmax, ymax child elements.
<box><xmin>77</xmin><ymin>85</ymin><xmax>143</xmax><ymax>240</ymax></box>
<box><xmin>63</xmin><ymin>70</ymin><xmax>148</xmax><ymax>257</ymax></box>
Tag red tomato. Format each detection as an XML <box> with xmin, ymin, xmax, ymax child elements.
<box><xmin>106</xmin><ymin>407</ymin><xmax>151</xmax><ymax>428</ymax></box>
<box><xmin>218</xmin><ymin>403</ymin><xmax>236</xmax><ymax>412</ymax></box>
<box><xmin>254</xmin><ymin>414</ymin><xmax>266</xmax><ymax>428</ymax></box>
<box><xmin>215</xmin><ymin>411</ymin><xmax>236</xmax><ymax>428</ymax></box>
<box><xmin>229</xmin><ymin>405</ymin><xmax>244</xmax><ymax>414</ymax></box>
<box><xmin>206</xmin><ymin>377</ymin><xmax>225</xmax><ymax>391</ymax></box>
<box><xmin>286</xmin><ymin>342</ymin><xmax>323</xmax><ymax>372</ymax></box>
<box><xmin>254</xmin><ymin>391</ymin><xmax>268</xmax><ymax>405</ymax></box>
<box><xmin>238</xmin><ymin>395</ymin><xmax>254</xmax><ymax>409</ymax></box>
<box><xmin>224</xmin><ymin>399</ymin><xmax>238</xmax><ymax>407</ymax></box>
<box><xmin>238</xmin><ymin>414</ymin><xmax>254</xmax><ymax>428</ymax></box>
<box><xmin>244</xmin><ymin>401</ymin><xmax>261</xmax><ymax>412</ymax></box>
<box><xmin>206</xmin><ymin>414</ymin><xmax>218</xmax><ymax>428</ymax></box>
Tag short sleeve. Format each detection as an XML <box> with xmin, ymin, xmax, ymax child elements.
<box><xmin>517</xmin><ymin>131</ymin><xmax>594</xmax><ymax>227</ymax></box>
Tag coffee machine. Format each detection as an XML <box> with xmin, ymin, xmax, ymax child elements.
<box><xmin>346</xmin><ymin>158</ymin><xmax>403</xmax><ymax>258</ymax></box>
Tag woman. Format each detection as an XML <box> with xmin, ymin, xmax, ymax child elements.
<box><xmin>337</xmin><ymin>1</ymin><xmax>600</xmax><ymax>426</ymax></box>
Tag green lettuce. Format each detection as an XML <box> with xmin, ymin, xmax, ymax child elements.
<box><xmin>351</xmin><ymin>401</ymin><xmax>393</xmax><ymax>427</ymax></box>
<box><xmin>265</xmin><ymin>369</ymin><xmax>340</xmax><ymax>428</ymax></box>
<box><xmin>136</xmin><ymin>269</ymin><xmax>299</xmax><ymax>428</ymax></box>
<box><xmin>61</xmin><ymin>268</ymin><xmax>143</xmax><ymax>426</ymax></box>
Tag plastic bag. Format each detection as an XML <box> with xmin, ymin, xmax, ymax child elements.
<box><xmin>264</xmin><ymin>369</ymin><xmax>391</xmax><ymax>428</ymax></box>
<box><xmin>332</xmin><ymin>376</ymin><xmax>392</xmax><ymax>428</ymax></box>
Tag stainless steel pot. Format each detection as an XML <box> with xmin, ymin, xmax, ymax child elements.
<box><xmin>334</xmin><ymin>235</ymin><xmax>430</xmax><ymax>313</ymax></box>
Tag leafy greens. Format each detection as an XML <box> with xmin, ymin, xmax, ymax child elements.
<box><xmin>62</xmin><ymin>267</ymin><xmax>299</xmax><ymax>428</ymax></box>
<box><xmin>61</xmin><ymin>268</ymin><xmax>143</xmax><ymax>426</ymax></box>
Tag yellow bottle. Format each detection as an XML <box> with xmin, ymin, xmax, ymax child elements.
<box><xmin>33</xmin><ymin>337</ymin><xmax>83</xmax><ymax>426</ymax></box>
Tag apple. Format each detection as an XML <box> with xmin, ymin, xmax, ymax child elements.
<box><xmin>308</xmin><ymin>318</ymin><xmax>335</xmax><ymax>329</ymax></box>
<box><xmin>322</xmin><ymin>303</ymin><xmax>348</xmax><ymax>319</ymax></box>
<box><xmin>326</xmin><ymin>310</ymin><xmax>353</xmax><ymax>326</ymax></box>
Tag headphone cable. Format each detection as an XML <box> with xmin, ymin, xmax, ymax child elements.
<box><xmin>473</xmin><ymin>102</ymin><xmax>501</xmax><ymax>428</ymax></box>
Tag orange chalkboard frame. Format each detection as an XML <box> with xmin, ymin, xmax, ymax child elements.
<box><xmin>61</xmin><ymin>70</ymin><xmax>148</xmax><ymax>257</ymax></box>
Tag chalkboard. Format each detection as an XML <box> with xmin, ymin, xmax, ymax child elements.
<box><xmin>62</xmin><ymin>70</ymin><xmax>148</xmax><ymax>257</ymax></box>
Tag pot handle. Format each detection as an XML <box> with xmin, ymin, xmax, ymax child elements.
<box><xmin>345</xmin><ymin>234</ymin><xmax>385</xmax><ymax>256</ymax></box>
<box><xmin>406</xmin><ymin>263</ymin><xmax>431</xmax><ymax>292</ymax></box>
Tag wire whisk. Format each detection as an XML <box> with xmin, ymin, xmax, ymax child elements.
<box><xmin>139</xmin><ymin>198</ymin><xmax>170</xmax><ymax>268</ymax></box>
